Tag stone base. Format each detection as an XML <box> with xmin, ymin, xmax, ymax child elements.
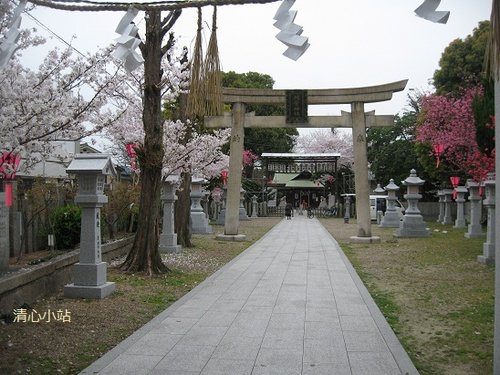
<box><xmin>216</xmin><ymin>209</ymin><xmax>226</xmax><ymax>226</ymax></box>
<box><xmin>394</xmin><ymin>215</ymin><xmax>430</xmax><ymax>238</ymax></box>
<box><xmin>159</xmin><ymin>244</ymin><xmax>182</xmax><ymax>253</ymax></box>
<box><xmin>465</xmin><ymin>226</ymin><xmax>483</xmax><ymax>238</ymax></box>
<box><xmin>73</xmin><ymin>262</ymin><xmax>107</xmax><ymax>286</ymax></box>
<box><xmin>379</xmin><ymin>213</ymin><xmax>401</xmax><ymax>228</ymax></box>
<box><xmin>349</xmin><ymin>236</ymin><xmax>381</xmax><ymax>244</ymax></box>
<box><xmin>239</xmin><ymin>208</ymin><xmax>250</xmax><ymax>221</ymax></box>
<box><xmin>477</xmin><ymin>255</ymin><xmax>495</xmax><ymax>265</ymax></box>
<box><xmin>64</xmin><ymin>282</ymin><xmax>115</xmax><ymax>299</ymax></box>
<box><xmin>216</xmin><ymin>234</ymin><xmax>247</xmax><ymax>242</ymax></box>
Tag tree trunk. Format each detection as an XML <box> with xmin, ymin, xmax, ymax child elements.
<box><xmin>175</xmin><ymin>172</ymin><xmax>193</xmax><ymax>247</ymax></box>
<box><xmin>121</xmin><ymin>11</ymin><xmax>168</xmax><ymax>275</ymax></box>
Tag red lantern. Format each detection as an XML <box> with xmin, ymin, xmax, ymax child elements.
<box><xmin>0</xmin><ymin>152</ymin><xmax>21</xmax><ymax>208</ymax></box>
<box><xmin>220</xmin><ymin>169</ymin><xmax>229</xmax><ymax>186</ymax></box>
<box><xmin>433</xmin><ymin>143</ymin><xmax>445</xmax><ymax>168</ymax></box>
<box><xmin>450</xmin><ymin>176</ymin><xmax>460</xmax><ymax>200</ymax></box>
<box><xmin>125</xmin><ymin>143</ymin><xmax>138</xmax><ymax>171</ymax></box>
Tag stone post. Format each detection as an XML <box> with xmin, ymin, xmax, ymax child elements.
<box><xmin>64</xmin><ymin>154</ymin><xmax>115</xmax><ymax>299</ymax></box>
<box><xmin>351</xmin><ymin>102</ymin><xmax>379</xmax><ymax>242</ymax></box>
<box><xmin>0</xmin><ymin>191</ymin><xmax>9</xmax><ymax>274</ymax></box>
<box><xmin>159</xmin><ymin>176</ymin><xmax>181</xmax><ymax>253</ymax></box>
<box><xmin>394</xmin><ymin>169</ymin><xmax>429</xmax><ymax>238</ymax></box>
<box><xmin>216</xmin><ymin>186</ymin><xmax>227</xmax><ymax>225</ymax></box>
<box><xmin>465</xmin><ymin>179</ymin><xmax>483</xmax><ymax>238</ymax></box>
<box><xmin>380</xmin><ymin>179</ymin><xmax>401</xmax><ymax>228</ymax></box>
<box><xmin>478</xmin><ymin>176</ymin><xmax>495</xmax><ymax>264</ymax></box>
<box><xmin>436</xmin><ymin>190</ymin><xmax>445</xmax><ymax>223</ymax></box>
<box><xmin>344</xmin><ymin>195</ymin><xmax>351</xmax><ymax>224</ymax></box>
<box><xmin>220</xmin><ymin>102</ymin><xmax>246</xmax><ymax>241</ymax></box>
<box><xmin>453</xmin><ymin>186</ymin><xmax>468</xmax><ymax>229</ymax></box>
<box><xmin>441</xmin><ymin>189</ymin><xmax>454</xmax><ymax>225</ymax></box>
<box><xmin>251</xmin><ymin>195</ymin><xmax>258</xmax><ymax>218</ymax></box>
<box><xmin>190</xmin><ymin>177</ymin><xmax>213</xmax><ymax>234</ymax></box>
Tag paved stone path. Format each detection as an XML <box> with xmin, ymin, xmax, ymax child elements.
<box><xmin>81</xmin><ymin>215</ymin><xmax>419</xmax><ymax>375</ymax></box>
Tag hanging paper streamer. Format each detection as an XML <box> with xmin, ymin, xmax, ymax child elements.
<box><xmin>433</xmin><ymin>143</ymin><xmax>444</xmax><ymax>168</ymax></box>
<box><xmin>414</xmin><ymin>0</ymin><xmax>450</xmax><ymax>24</ymax></box>
<box><xmin>0</xmin><ymin>153</ymin><xmax>21</xmax><ymax>208</ymax></box>
<box><xmin>273</xmin><ymin>0</ymin><xmax>310</xmax><ymax>61</ymax></box>
<box><xmin>0</xmin><ymin>0</ymin><xmax>27</xmax><ymax>69</ymax></box>
<box><xmin>112</xmin><ymin>7</ymin><xmax>144</xmax><ymax>73</ymax></box>
<box><xmin>450</xmin><ymin>176</ymin><xmax>460</xmax><ymax>200</ymax></box>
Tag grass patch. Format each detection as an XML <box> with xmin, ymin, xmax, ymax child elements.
<box><xmin>321</xmin><ymin>218</ymin><xmax>494</xmax><ymax>375</ymax></box>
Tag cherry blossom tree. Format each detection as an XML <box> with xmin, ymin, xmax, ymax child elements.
<box><xmin>416</xmin><ymin>86</ymin><xmax>495</xmax><ymax>183</ymax></box>
<box><xmin>0</xmin><ymin>3</ymin><xmax>130</xmax><ymax>172</ymax></box>
<box><xmin>293</xmin><ymin>129</ymin><xmax>353</xmax><ymax>167</ymax></box>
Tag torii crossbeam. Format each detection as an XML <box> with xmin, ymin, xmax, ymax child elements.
<box><xmin>206</xmin><ymin>79</ymin><xmax>408</xmax><ymax>242</ymax></box>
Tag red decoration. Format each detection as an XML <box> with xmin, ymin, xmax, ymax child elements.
<box><xmin>450</xmin><ymin>176</ymin><xmax>460</xmax><ymax>200</ymax></box>
<box><xmin>0</xmin><ymin>153</ymin><xmax>20</xmax><ymax>208</ymax></box>
<box><xmin>125</xmin><ymin>143</ymin><xmax>138</xmax><ymax>171</ymax></box>
<box><xmin>220</xmin><ymin>169</ymin><xmax>228</xmax><ymax>185</ymax></box>
<box><xmin>433</xmin><ymin>143</ymin><xmax>445</xmax><ymax>168</ymax></box>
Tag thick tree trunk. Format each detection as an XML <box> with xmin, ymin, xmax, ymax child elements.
<box><xmin>121</xmin><ymin>11</ymin><xmax>168</xmax><ymax>275</ymax></box>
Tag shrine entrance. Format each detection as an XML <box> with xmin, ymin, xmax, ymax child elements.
<box><xmin>206</xmin><ymin>79</ymin><xmax>407</xmax><ymax>242</ymax></box>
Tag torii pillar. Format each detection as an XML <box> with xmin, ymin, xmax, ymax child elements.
<box><xmin>206</xmin><ymin>80</ymin><xmax>407</xmax><ymax>242</ymax></box>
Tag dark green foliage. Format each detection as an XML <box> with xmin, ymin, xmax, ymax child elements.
<box><xmin>367</xmin><ymin>112</ymin><xmax>422</xmax><ymax>186</ymax></box>
<box><xmin>222</xmin><ymin>71</ymin><xmax>298</xmax><ymax>156</ymax></box>
<box><xmin>433</xmin><ymin>21</ymin><xmax>490</xmax><ymax>96</ymax></box>
<box><xmin>473</xmin><ymin>79</ymin><xmax>495</xmax><ymax>157</ymax></box>
<box><xmin>51</xmin><ymin>205</ymin><xmax>81</xmax><ymax>250</ymax></box>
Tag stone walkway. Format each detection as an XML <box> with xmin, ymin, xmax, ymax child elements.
<box><xmin>81</xmin><ymin>215</ymin><xmax>419</xmax><ymax>375</ymax></box>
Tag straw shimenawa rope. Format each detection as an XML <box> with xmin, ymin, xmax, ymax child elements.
<box><xmin>186</xmin><ymin>7</ymin><xmax>205</xmax><ymax>118</ymax></box>
<box><xmin>27</xmin><ymin>0</ymin><xmax>281</xmax><ymax>12</ymax></box>
<box><xmin>204</xmin><ymin>6</ymin><xmax>223</xmax><ymax>117</ymax></box>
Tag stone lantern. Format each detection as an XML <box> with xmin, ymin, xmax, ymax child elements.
<box><xmin>190</xmin><ymin>177</ymin><xmax>213</xmax><ymax>234</ymax></box>
<box><xmin>64</xmin><ymin>154</ymin><xmax>116</xmax><ymax>299</ymax></box>
<box><xmin>478</xmin><ymin>175</ymin><xmax>496</xmax><ymax>264</ymax></box>
<box><xmin>394</xmin><ymin>169</ymin><xmax>429</xmax><ymax>237</ymax></box>
<box><xmin>380</xmin><ymin>179</ymin><xmax>400</xmax><ymax>228</ymax></box>
<box><xmin>453</xmin><ymin>186</ymin><xmax>468</xmax><ymax>228</ymax></box>
<box><xmin>464</xmin><ymin>179</ymin><xmax>483</xmax><ymax>238</ymax></box>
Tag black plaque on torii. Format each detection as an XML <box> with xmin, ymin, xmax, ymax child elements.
<box><xmin>286</xmin><ymin>90</ymin><xmax>308</xmax><ymax>124</ymax></box>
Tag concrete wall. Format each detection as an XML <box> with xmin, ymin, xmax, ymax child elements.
<box><xmin>0</xmin><ymin>236</ymin><xmax>133</xmax><ymax>315</ymax></box>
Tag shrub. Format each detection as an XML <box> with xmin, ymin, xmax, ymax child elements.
<box><xmin>51</xmin><ymin>205</ymin><xmax>81</xmax><ymax>250</ymax></box>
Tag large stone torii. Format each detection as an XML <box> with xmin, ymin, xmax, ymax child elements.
<box><xmin>206</xmin><ymin>79</ymin><xmax>408</xmax><ymax>242</ymax></box>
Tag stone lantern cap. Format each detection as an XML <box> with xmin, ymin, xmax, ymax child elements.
<box><xmin>164</xmin><ymin>174</ymin><xmax>180</xmax><ymax>183</ymax></box>
<box><xmin>67</xmin><ymin>154</ymin><xmax>116</xmax><ymax>176</ymax></box>
<box><xmin>384</xmin><ymin>179</ymin><xmax>400</xmax><ymax>191</ymax></box>
<box><xmin>373</xmin><ymin>184</ymin><xmax>385</xmax><ymax>194</ymax></box>
<box><xmin>402</xmin><ymin>169</ymin><xmax>424</xmax><ymax>186</ymax></box>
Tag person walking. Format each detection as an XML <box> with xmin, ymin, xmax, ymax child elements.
<box><xmin>285</xmin><ymin>202</ymin><xmax>293</xmax><ymax>220</ymax></box>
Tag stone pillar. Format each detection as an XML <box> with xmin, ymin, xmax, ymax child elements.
<box><xmin>350</xmin><ymin>102</ymin><xmax>379</xmax><ymax>243</ymax></box>
<box><xmin>453</xmin><ymin>186</ymin><xmax>468</xmax><ymax>229</ymax></box>
<box><xmin>478</xmin><ymin>177</ymin><xmax>495</xmax><ymax>264</ymax></box>
<box><xmin>436</xmin><ymin>190</ymin><xmax>445</xmax><ymax>223</ymax></box>
<box><xmin>159</xmin><ymin>178</ymin><xmax>181</xmax><ymax>253</ymax></box>
<box><xmin>64</xmin><ymin>155</ymin><xmax>116</xmax><ymax>299</ymax></box>
<box><xmin>190</xmin><ymin>177</ymin><xmax>213</xmax><ymax>234</ymax></box>
<box><xmin>0</xmin><ymin>191</ymin><xmax>9</xmax><ymax>274</ymax></box>
<box><xmin>221</xmin><ymin>102</ymin><xmax>246</xmax><ymax>240</ymax></box>
<box><xmin>465</xmin><ymin>179</ymin><xmax>483</xmax><ymax>238</ymax></box>
<box><xmin>394</xmin><ymin>169</ymin><xmax>430</xmax><ymax>238</ymax></box>
<box><xmin>344</xmin><ymin>195</ymin><xmax>351</xmax><ymax>224</ymax></box>
<box><xmin>441</xmin><ymin>189</ymin><xmax>454</xmax><ymax>225</ymax></box>
<box><xmin>380</xmin><ymin>179</ymin><xmax>401</xmax><ymax>228</ymax></box>
<box><xmin>251</xmin><ymin>195</ymin><xmax>258</xmax><ymax>218</ymax></box>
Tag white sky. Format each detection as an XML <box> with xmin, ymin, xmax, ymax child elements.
<box><xmin>20</xmin><ymin>0</ymin><xmax>492</xmax><ymax>136</ymax></box>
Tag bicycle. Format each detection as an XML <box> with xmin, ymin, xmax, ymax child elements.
<box><xmin>307</xmin><ymin>209</ymin><xmax>314</xmax><ymax>219</ymax></box>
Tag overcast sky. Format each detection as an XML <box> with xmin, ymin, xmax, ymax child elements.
<box><xmin>21</xmin><ymin>0</ymin><xmax>492</xmax><ymax>130</ymax></box>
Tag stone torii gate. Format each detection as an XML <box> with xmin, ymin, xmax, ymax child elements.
<box><xmin>206</xmin><ymin>79</ymin><xmax>407</xmax><ymax>242</ymax></box>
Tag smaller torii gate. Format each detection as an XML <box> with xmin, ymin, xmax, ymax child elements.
<box><xmin>206</xmin><ymin>80</ymin><xmax>407</xmax><ymax>242</ymax></box>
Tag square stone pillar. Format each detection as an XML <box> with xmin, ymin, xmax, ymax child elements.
<box><xmin>64</xmin><ymin>154</ymin><xmax>116</xmax><ymax>299</ymax></box>
<box><xmin>436</xmin><ymin>190</ymin><xmax>445</xmax><ymax>223</ymax></box>
<box><xmin>0</xmin><ymin>191</ymin><xmax>9</xmax><ymax>274</ymax></box>
<box><xmin>190</xmin><ymin>177</ymin><xmax>213</xmax><ymax>234</ymax></box>
<box><xmin>159</xmin><ymin>177</ymin><xmax>181</xmax><ymax>253</ymax></box>
<box><xmin>465</xmin><ymin>180</ymin><xmax>483</xmax><ymax>238</ymax></box>
<box><xmin>453</xmin><ymin>186</ymin><xmax>468</xmax><ymax>228</ymax></box>
<box><xmin>478</xmin><ymin>177</ymin><xmax>495</xmax><ymax>264</ymax></box>
<box><xmin>441</xmin><ymin>189</ymin><xmax>454</xmax><ymax>225</ymax></box>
